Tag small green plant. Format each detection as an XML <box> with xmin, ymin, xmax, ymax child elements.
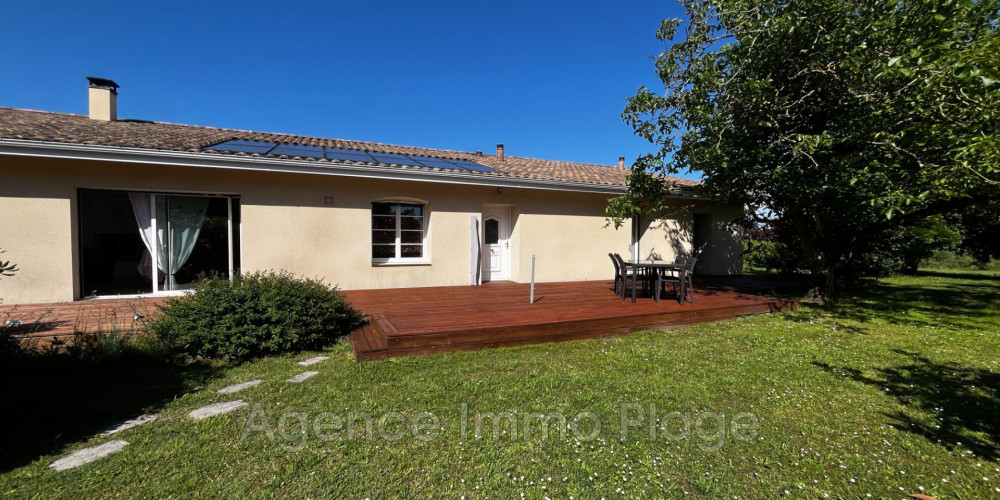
<box><xmin>0</xmin><ymin>247</ymin><xmax>19</xmax><ymax>355</ymax></box>
<box><xmin>152</xmin><ymin>271</ymin><xmax>363</xmax><ymax>360</ymax></box>
<box><xmin>0</xmin><ymin>308</ymin><xmax>52</xmax><ymax>358</ymax></box>
<box><xmin>0</xmin><ymin>246</ymin><xmax>18</xmax><ymax>308</ymax></box>
<box><xmin>0</xmin><ymin>248</ymin><xmax>17</xmax><ymax>280</ymax></box>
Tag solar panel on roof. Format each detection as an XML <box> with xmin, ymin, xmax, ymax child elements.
<box><xmin>368</xmin><ymin>153</ymin><xmax>422</xmax><ymax>166</ymax></box>
<box><xmin>206</xmin><ymin>140</ymin><xmax>495</xmax><ymax>173</ymax></box>
<box><xmin>270</xmin><ymin>144</ymin><xmax>324</xmax><ymax>159</ymax></box>
<box><xmin>206</xmin><ymin>139</ymin><xmax>277</xmax><ymax>154</ymax></box>
<box><xmin>448</xmin><ymin>159</ymin><xmax>495</xmax><ymax>173</ymax></box>
<box><xmin>325</xmin><ymin>148</ymin><xmax>375</xmax><ymax>162</ymax></box>
<box><xmin>413</xmin><ymin>157</ymin><xmax>462</xmax><ymax>169</ymax></box>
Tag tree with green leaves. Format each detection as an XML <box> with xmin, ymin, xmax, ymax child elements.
<box><xmin>611</xmin><ymin>0</ymin><xmax>999</xmax><ymax>289</ymax></box>
<box><xmin>953</xmin><ymin>189</ymin><xmax>1000</xmax><ymax>264</ymax></box>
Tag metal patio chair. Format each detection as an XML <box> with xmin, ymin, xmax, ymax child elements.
<box><xmin>612</xmin><ymin>253</ymin><xmax>646</xmax><ymax>300</ymax></box>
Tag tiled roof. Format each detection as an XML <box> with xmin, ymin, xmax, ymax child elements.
<box><xmin>0</xmin><ymin>107</ymin><xmax>698</xmax><ymax>188</ymax></box>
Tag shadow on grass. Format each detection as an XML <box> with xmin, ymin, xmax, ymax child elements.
<box><xmin>813</xmin><ymin>350</ymin><xmax>1000</xmax><ymax>461</ymax></box>
<box><xmin>917</xmin><ymin>269</ymin><xmax>1000</xmax><ymax>282</ymax></box>
<box><xmin>0</xmin><ymin>350</ymin><xmax>225</xmax><ymax>472</ymax></box>
<box><xmin>785</xmin><ymin>272</ymin><xmax>1000</xmax><ymax>333</ymax></box>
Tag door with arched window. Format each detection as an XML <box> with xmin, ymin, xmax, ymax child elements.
<box><xmin>482</xmin><ymin>207</ymin><xmax>510</xmax><ymax>281</ymax></box>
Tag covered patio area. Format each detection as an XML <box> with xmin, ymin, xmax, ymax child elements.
<box><xmin>345</xmin><ymin>279</ymin><xmax>797</xmax><ymax>361</ymax></box>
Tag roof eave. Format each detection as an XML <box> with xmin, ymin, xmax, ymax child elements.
<box><xmin>0</xmin><ymin>139</ymin><xmax>699</xmax><ymax>198</ymax></box>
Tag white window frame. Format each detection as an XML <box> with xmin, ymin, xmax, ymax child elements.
<box><xmin>371</xmin><ymin>200</ymin><xmax>430</xmax><ymax>265</ymax></box>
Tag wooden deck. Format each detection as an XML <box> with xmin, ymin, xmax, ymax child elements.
<box><xmin>0</xmin><ymin>297</ymin><xmax>168</xmax><ymax>348</ymax></box>
<box><xmin>1</xmin><ymin>277</ymin><xmax>798</xmax><ymax>355</ymax></box>
<box><xmin>344</xmin><ymin>280</ymin><xmax>797</xmax><ymax>361</ymax></box>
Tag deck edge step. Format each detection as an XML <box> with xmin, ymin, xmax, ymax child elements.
<box><xmin>354</xmin><ymin>299</ymin><xmax>796</xmax><ymax>360</ymax></box>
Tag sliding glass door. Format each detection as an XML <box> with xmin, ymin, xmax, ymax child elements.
<box><xmin>79</xmin><ymin>189</ymin><xmax>240</xmax><ymax>297</ymax></box>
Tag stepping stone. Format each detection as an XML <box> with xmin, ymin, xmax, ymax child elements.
<box><xmin>298</xmin><ymin>356</ymin><xmax>328</xmax><ymax>366</ymax></box>
<box><xmin>100</xmin><ymin>414</ymin><xmax>158</xmax><ymax>436</ymax></box>
<box><xmin>286</xmin><ymin>371</ymin><xmax>319</xmax><ymax>383</ymax></box>
<box><xmin>50</xmin><ymin>440</ymin><xmax>128</xmax><ymax>471</ymax></box>
<box><xmin>217</xmin><ymin>379</ymin><xmax>262</xmax><ymax>394</ymax></box>
<box><xmin>188</xmin><ymin>400</ymin><xmax>247</xmax><ymax>420</ymax></box>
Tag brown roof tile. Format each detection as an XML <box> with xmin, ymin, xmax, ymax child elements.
<box><xmin>0</xmin><ymin>107</ymin><xmax>698</xmax><ymax>188</ymax></box>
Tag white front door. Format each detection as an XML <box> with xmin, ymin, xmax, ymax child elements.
<box><xmin>482</xmin><ymin>209</ymin><xmax>509</xmax><ymax>281</ymax></box>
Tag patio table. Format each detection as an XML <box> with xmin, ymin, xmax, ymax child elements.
<box><xmin>623</xmin><ymin>260</ymin><xmax>687</xmax><ymax>304</ymax></box>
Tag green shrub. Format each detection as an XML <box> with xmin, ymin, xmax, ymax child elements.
<box><xmin>921</xmin><ymin>250</ymin><xmax>978</xmax><ymax>270</ymax></box>
<box><xmin>921</xmin><ymin>250</ymin><xmax>1000</xmax><ymax>271</ymax></box>
<box><xmin>743</xmin><ymin>238</ymin><xmax>800</xmax><ymax>273</ymax></box>
<box><xmin>152</xmin><ymin>271</ymin><xmax>363</xmax><ymax>360</ymax></box>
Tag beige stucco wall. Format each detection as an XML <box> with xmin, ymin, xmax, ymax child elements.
<box><xmin>638</xmin><ymin>202</ymin><xmax>694</xmax><ymax>263</ymax></box>
<box><xmin>636</xmin><ymin>199</ymin><xmax>744</xmax><ymax>275</ymax></box>
<box><xmin>238</xmin><ymin>172</ymin><xmax>483</xmax><ymax>290</ymax></box>
<box><xmin>0</xmin><ymin>191</ymin><xmax>76</xmax><ymax>303</ymax></box>
<box><xmin>692</xmin><ymin>203</ymin><xmax>745</xmax><ymax>275</ymax></box>
<box><xmin>0</xmin><ymin>154</ymin><xmax>744</xmax><ymax>304</ymax></box>
<box><xmin>507</xmin><ymin>189</ymin><xmax>633</xmax><ymax>283</ymax></box>
<box><xmin>0</xmin><ymin>155</ymin><xmax>641</xmax><ymax>304</ymax></box>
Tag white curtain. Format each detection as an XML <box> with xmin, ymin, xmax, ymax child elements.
<box><xmin>128</xmin><ymin>193</ymin><xmax>208</xmax><ymax>290</ymax></box>
<box><xmin>128</xmin><ymin>192</ymin><xmax>164</xmax><ymax>282</ymax></box>
<box><xmin>164</xmin><ymin>196</ymin><xmax>208</xmax><ymax>289</ymax></box>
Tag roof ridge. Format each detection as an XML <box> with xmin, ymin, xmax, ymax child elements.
<box><xmin>251</xmin><ymin>133</ymin><xmax>477</xmax><ymax>157</ymax></box>
<box><xmin>0</xmin><ymin>106</ymin><xmax>86</xmax><ymax>118</ymax></box>
<box><xmin>0</xmin><ymin>106</ymin><xmax>277</xmax><ymax>136</ymax></box>
<box><xmin>1</xmin><ymin>107</ymin><xmax>484</xmax><ymax>158</ymax></box>
<box><xmin>0</xmin><ymin>106</ymin><xmax>617</xmax><ymax>168</ymax></box>
<box><xmin>0</xmin><ymin>107</ymin><xmax>621</xmax><ymax>166</ymax></box>
<box><xmin>0</xmin><ymin>106</ymin><xmax>699</xmax><ymax>187</ymax></box>
<box><xmin>502</xmin><ymin>154</ymin><xmax>627</xmax><ymax>171</ymax></box>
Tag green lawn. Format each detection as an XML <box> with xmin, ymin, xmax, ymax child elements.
<box><xmin>2</xmin><ymin>271</ymin><xmax>999</xmax><ymax>498</ymax></box>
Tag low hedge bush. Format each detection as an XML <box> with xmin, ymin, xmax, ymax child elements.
<box><xmin>920</xmin><ymin>250</ymin><xmax>1000</xmax><ymax>271</ymax></box>
<box><xmin>152</xmin><ymin>271</ymin><xmax>363</xmax><ymax>360</ymax></box>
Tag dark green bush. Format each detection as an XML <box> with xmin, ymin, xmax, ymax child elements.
<box><xmin>743</xmin><ymin>237</ymin><xmax>801</xmax><ymax>273</ymax></box>
<box><xmin>743</xmin><ymin>238</ymin><xmax>779</xmax><ymax>271</ymax></box>
<box><xmin>921</xmin><ymin>250</ymin><xmax>1000</xmax><ymax>271</ymax></box>
<box><xmin>152</xmin><ymin>271</ymin><xmax>363</xmax><ymax>360</ymax></box>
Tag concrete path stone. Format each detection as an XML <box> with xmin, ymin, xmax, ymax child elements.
<box><xmin>298</xmin><ymin>356</ymin><xmax>328</xmax><ymax>366</ymax></box>
<box><xmin>217</xmin><ymin>379</ymin><xmax>262</xmax><ymax>394</ymax></box>
<box><xmin>50</xmin><ymin>440</ymin><xmax>128</xmax><ymax>471</ymax></box>
<box><xmin>100</xmin><ymin>414</ymin><xmax>158</xmax><ymax>436</ymax></box>
<box><xmin>188</xmin><ymin>400</ymin><xmax>247</xmax><ymax>420</ymax></box>
<box><xmin>286</xmin><ymin>371</ymin><xmax>319</xmax><ymax>383</ymax></box>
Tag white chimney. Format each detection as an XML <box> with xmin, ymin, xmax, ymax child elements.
<box><xmin>87</xmin><ymin>76</ymin><xmax>119</xmax><ymax>121</ymax></box>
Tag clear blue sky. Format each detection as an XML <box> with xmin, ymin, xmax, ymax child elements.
<box><xmin>1</xmin><ymin>1</ymin><xmax>694</xmax><ymax>178</ymax></box>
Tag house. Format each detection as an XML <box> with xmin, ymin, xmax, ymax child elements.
<box><xmin>0</xmin><ymin>78</ymin><xmax>742</xmax><ymax>305</ymax></box>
